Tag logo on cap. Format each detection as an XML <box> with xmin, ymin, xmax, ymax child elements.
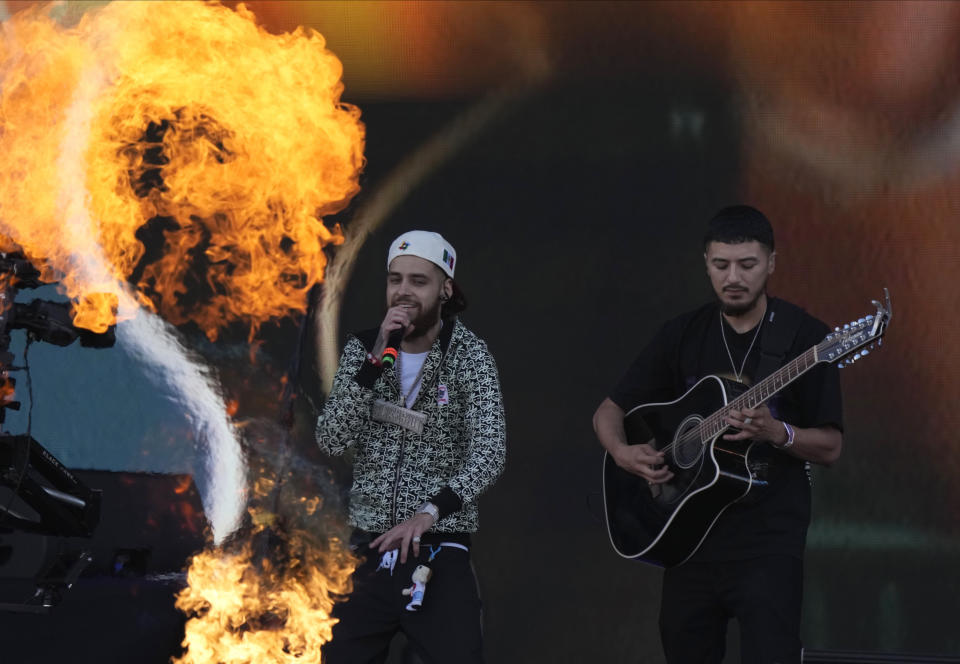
<box><xmin>442</xmin><ymin>249</ymin><xmax>455</xmax><ymax>270</ymax></box>
<box><xmin>398</xmin><ymin>241</ymin><xmax>410</xmax><ymax>251</ymax></box>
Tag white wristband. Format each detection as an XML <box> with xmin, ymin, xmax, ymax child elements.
<box><xmin>778</xmin><ymin>422</ymin><xmax>796</xmax><ymax>450</ymax></box>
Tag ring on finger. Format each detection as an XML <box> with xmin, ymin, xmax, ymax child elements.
<box><xmin>743</xmin><ymin>417</ymin><xmax>753</xmax><ymax>425</ymax></box>
<box><xmin>412</xmin><ymin>536</ymin><xmax>421</xmax><ymax>543</ymax></box>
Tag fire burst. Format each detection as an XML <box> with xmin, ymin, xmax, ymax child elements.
<box><xmin>0</xmin><ymin>0</ymin><xmax>364</xmax><ymax>338</ymax></box>
<box><xmin>1</xmin><ymin>1</ymin><xmax>365</xmax><ymax>660</ymax></box>
<box><xmin>174</xmin><ymin>533</ymin><xmax>354</xmax><ymax>663</ymax></box>
<box><xmin>173</xmin><ymin>448</ymin><xmax>356</xmax><ymax>664</ymax></box>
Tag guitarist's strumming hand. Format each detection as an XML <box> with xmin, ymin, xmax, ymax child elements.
<box><xmin>612</xmin><ymin>441</ymin><xmax>675</xmax><ymax>486</ymax></box>
<box><xmin>593</xmin><ymin>398</ymin><xmax>675</xmax><ymax>485</ymax></box>
<box><xmin>723</xmin><ymin>405</ymin><xmax>788</xmax><ymax>446</ymax></box>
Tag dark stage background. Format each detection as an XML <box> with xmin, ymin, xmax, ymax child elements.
<box><xmin>1</xmin><ymin>2</ymin><xmax>959</xmax><ymax>663</ymax></box>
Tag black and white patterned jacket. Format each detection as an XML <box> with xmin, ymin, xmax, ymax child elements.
<box><xmin>315</xmin><ymin>319</ymin><xmax>506</xmax><ymax>534</ymax></box>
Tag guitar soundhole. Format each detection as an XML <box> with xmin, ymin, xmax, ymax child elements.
<box><xmin>671</xmin><ymin>415</ymin><xmax>705</xmax><ymax>470</ymax></box>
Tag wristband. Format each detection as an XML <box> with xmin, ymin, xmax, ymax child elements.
<box><xmin>777</xmin><ymin>422</ymin><xmax>796</xmax><ymax>450</ymax></box>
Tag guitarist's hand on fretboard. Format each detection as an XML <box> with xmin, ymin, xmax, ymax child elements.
<box><xmin>723</xmin><ymin>404</ymin><xmax>786</xmax><ymax>445</ymax></box>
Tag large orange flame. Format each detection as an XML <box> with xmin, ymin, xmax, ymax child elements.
<box><xmin>174</xmin><ymin>520</ymin><xmax>354</xmax><ymax>663</ymax></box>
<box><xmin>0</xmin><ymin>1</ymin><xmax>364</xmax><ymax>339</ymax></box>
<box><xmin>173</xmin><ymin>419</ymin><xmax>357</xmax><ymax>664</ymax></box>
<box><xmin>2</xmin><ymin>1</ymin><xmax>364</xmax><ymax>657</ymax></box>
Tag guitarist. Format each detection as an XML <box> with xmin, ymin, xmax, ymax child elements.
<box><xmin>593</xmin><ymin>205</ymin><xmax>843</xmax><ymax>664</ymax></box>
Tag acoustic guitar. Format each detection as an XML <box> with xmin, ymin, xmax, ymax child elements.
<box><xmin>602</xmin><ymin>290</ymin><xmax>892</xmax><ymax>567</ymax></box>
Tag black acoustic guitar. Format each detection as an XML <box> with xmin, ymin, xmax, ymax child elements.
<box><xmin>602</xmin><ymin>290</ymin><xmax>892</xmax><ymax>568</ymax></box>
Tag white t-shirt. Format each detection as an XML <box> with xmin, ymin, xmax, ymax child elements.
<box><xmin>398</xmin><ymin>350</ymin><xmax>429</xmax><ymax>408</ymax></box>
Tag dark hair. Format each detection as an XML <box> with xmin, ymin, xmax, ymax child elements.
<box><xmin>442</xmin><ymin>279</ymin><xmax>468</xmax><ymax>320</ymax></box>
<box><xmin>703</xmin><ymin>205</ymin><xmax>774</xmax><ymax>252</ymax></box>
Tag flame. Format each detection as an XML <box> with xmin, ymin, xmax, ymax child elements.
<box><xmin>0</xmin><ymin>370</ymin><xmax>14</xmax><ymax>408</ymax></box>
<box><xmin>174</xmin><ymin>474</ymin><xmax>194</xmax><ymax>495</ymax></box>
<box><xmin>2</xmin><ymin>2</ymin><xmax>364</xmax><ymax>658</ymax></box>
<box><xmin>0</xmin><ymin>1</ymin><xmax>364</xmax><ymax>339</ymax></box>
<box><xmin>0</xmin><ymin>272</ymin><xmax>12</xmax><ymax>407</ymax></box>
<box><xmin>0</xmin><ymin>377</ymin><xmax>14</xmax><ymax>405</ymax></box>
<box><xmin>168</xmin><ymin>418</ymin><xmax>359</xmax><ymax>663</ymax></box>
<box><xmin>174</xmin><ymin>522</ymin><xmax>354</xmax><ymax>664</ymax></box>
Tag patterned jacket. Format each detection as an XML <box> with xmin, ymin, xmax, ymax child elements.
<box><xmin>315</xmin><ymin>318</ymin><xmax>506</xmax><ymax>534</ymax></box>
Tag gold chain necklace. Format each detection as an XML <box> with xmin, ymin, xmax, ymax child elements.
<box><xmin>719</xmin><ymin>311</ymin><xmax>764</xmax><ymax>384</ymax></box>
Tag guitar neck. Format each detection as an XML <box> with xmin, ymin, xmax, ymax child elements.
<box><xmin>702</xmin><ymin>346</ymin><xmax>820</xmax><ymax>439</ymax></box>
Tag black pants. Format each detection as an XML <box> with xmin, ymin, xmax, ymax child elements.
<box><xmin>322</xmin><ymin>537</ymin><xmax>483</xmax><ymax>664</ymax></box>
<box><xmin>659</xmin><ymin>556</ymin><xmax>804</xmax><ymax>664</ymax></box>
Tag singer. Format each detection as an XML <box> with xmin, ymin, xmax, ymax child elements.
<box><xmin>316</xmin><ymin>230</ymin><xmax>506</xmax><ymax>664</ymax></box>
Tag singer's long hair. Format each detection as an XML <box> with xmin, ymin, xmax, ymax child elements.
<box><xmin>442</xmin><ymin>280</ymin><xmax>468</xmax><ymax>320</ymax></box>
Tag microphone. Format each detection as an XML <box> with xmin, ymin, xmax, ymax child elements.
<box><xmin>381</xmin><ymin>326</ymin><xmax>405</xmax><ymax>367</ymax></box>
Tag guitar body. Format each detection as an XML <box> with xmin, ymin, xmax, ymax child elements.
<box><xmin>602</xmin><ymin>375</ymin><xmax>761</xmax><ymax>568</ymax></box>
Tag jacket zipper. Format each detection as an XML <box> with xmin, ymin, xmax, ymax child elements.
<box><xmin>390</xmin><ymin>366</ymin><xmax>411</xmax><ymax>527</ymax></box>
<box><xmin>391</xmin><ymin>428</ymin><xmax>406</xmax><ymax>527</ymax></box>
<box><xmin>388</xmin><ymin>340</ymin><xmax>445</xmax><ymax>526</ymax></box>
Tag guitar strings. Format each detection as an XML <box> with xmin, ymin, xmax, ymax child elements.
<box><xmin>654</xmin><ymin>350</ymin><xmax>814</xmax><ymax>457</ymax></box>
<box><xmin>644</xmin><ymin>316</ymin><xmax>872</xmax><ymax>459</ymax></box>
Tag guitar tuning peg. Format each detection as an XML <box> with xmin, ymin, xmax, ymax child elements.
<box><xmin>853</xmin><ymin>353</ymin><xmax>861</xmax><ymax>361</ymax></box>
<box><xmin>835</xmin><ymin>326</ymin><xmax>841</xmax><ymax>332</ymax></box>
<box><xmin>843</xmin><ymin>323</ymin><xmax>850</xmax><ymax>329</ymax></box>
<box><xmin>866</xmin><ymin>314</ymin><xmax>874</xmax><ymax>320</ymax></box>
<box><xmin>861</xmin><ymin>349</ymin><xmax>870</xmax><ymax>357</ymax></box>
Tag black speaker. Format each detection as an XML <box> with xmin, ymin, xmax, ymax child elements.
<box><xmin>0</xmin><ymin>469</ymin><xmax>210</xmax><ymax>662</ymax></box>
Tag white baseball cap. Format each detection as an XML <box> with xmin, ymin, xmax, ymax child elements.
<box><xmin>387</xmin><ymin>230</ymin><xmax>456</xmax><ymax>278</ymax></box>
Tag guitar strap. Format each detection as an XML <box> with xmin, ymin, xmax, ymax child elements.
<box><xmin>755</xmin><ymin>298</ymin><xmax>805</xmax><ymax>381</ymax></box>
<box><xmin>744</xmin><ymin>298</ymin><xmax>807</xmax><ymax>495</ymax></box>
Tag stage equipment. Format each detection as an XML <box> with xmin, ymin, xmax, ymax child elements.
<box><xmin>0</xmin><ymin>250</ymin><xmax>115</xmax><ymax>612</ymax></box>
<box><xmin>0</xmin><ymin>435</ymin><xmax>100</xmax><ymax>537</ymax></box>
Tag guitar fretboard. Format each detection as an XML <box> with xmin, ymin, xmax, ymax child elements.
<box><xmin>700</xmin><ymin>347</ymin><xmax>819</xmax><ymax>440</ymax></box>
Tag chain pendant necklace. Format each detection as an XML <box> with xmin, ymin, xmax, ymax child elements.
<box><xmin>396</xmin><ymin>349</ymin><xmax>428</xmax><ymax>408</ymax></box>
<box><xmin>719</xmin><ymin>311</ymin><xmax>764</xmax><ymax>384</ymax></box>
<box><xmin>395</xmin><ymin>320</ymin><xmax>441</xmax><ymax>408</ymax></box>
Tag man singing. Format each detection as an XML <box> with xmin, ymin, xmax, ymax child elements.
<box><xmin>593</xmin><ymin>206</ymin><xmax>843</xmax><ymax>663</ymax></box>
<box><xmin>317</xmin><ymin>230</ymin><xmax>506</xmax><ymax>664</ymax></box>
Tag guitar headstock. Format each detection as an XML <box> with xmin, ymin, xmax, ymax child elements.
<box><xmin>817</xmin><ymin>288</ymin><xmax>892</xmax><ymax>368</ymax></box>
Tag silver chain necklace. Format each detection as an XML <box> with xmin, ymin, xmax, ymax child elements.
<box><xmin>396</xmin><ymin>349</ymin><xmax>429</xmax><ymax>408</ymax></box>
<box><xmin>395</xmin><ymin>320</ymin><xmax>442</xmax><ymax>408</ymax></box>
<box><xmin>719</xmin><ymin>311</ymin><xmax>764</xmax><ymax>384</ymax></box>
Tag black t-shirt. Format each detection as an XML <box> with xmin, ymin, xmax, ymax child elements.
<box><xmin>610</xmin><ymin>297</ymin><xmax>843</xmax><ymax>561</ymax></box>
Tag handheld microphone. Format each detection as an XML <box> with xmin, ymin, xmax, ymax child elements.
<box><xmin>381</xmin><ymin>326</ymin><xmax>405</xmax><ymax>367</ymax></box>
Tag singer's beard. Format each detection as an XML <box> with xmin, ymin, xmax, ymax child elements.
<box><xmin>396</xmin><ymin>298</ymin><xmax>443</xmax><ymax>339</ymax></box>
